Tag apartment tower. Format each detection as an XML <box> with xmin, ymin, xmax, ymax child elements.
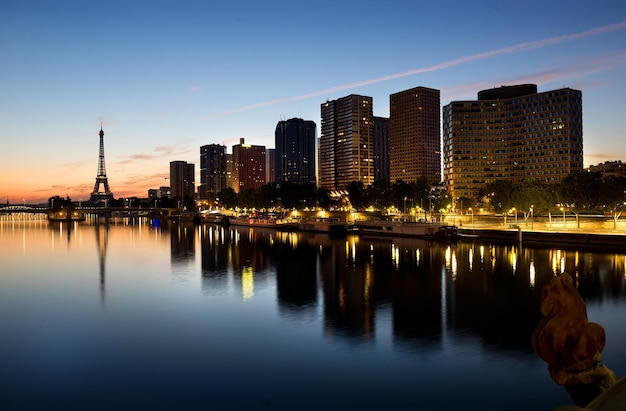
<box><xmin>389</xmin><ymin>86</ymin><xmax>441</xmax><ymax>185</ymax></box>
<box><xmin>232</xmin><ymin>138</ymin><xmax>266</xmax><ymax>192</ymax></box>
<box><xmin>169</xmin><ymin>160</ymin><xmax>195</xmax><ymax>200</ymax></box>
<box><xmin>319</xmin><ymin>94</ymin><xmax>374</xmax><ymax>190</ymax></box>
<box><xmin>199</xmin><ymin>144</ymin><xmax>227</xmax><ymax>200</ymax></box>
<box><xmin>275</xmin><ymin>118</ymin><xmax>316</xmax><ymax>185</ymax></box>
<box><xmin>442</xmin><ymin>84</ymin><xmax>583</xmax><ymax>200</ymax></box>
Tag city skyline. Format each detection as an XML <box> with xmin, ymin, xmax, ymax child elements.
<box><xmin>2</xmin><ymin>1</ymin><xmax>626</xmax><ymax>203</ymax></box>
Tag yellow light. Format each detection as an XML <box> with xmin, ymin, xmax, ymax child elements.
<box><xmin>242</xmin><ymin>266</ymin><xmax>254</xmax><ymax>300</ymax></box>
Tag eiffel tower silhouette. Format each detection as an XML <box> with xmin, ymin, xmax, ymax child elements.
<box><xmin>90</xmin><ymin>125</ymin><xmax>114</xmax><ymax>203</ymax></box>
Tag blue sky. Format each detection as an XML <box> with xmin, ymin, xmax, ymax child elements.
<box><xmin>2</xmin><ymin>0</ymin><xmax>626</xmax><ymax>203</ymax></box>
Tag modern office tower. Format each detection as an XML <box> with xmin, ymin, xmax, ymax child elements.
<box><xmin>442</xmin><ymin>84</ymin><xmax>583</xmax><ymax>200</ymax></box>
<box><xmin>373</xmin><ymin>116</ymin><xmax>390</xmax><ymax>182</ymax></box>
<box><xmin>169</xmin><ymin>161</ymin><xmax>195</xmax><ymax>200</ymax></box>
<box><xmin>199</xmin><ymin>144</ymin><xmax>227</xmax><ymax>200</ymax></box>
<box><xmin>389</xmin><ymin>86</ymin><xmax>441</xmax><ymax>185</ymax></box>
<box><xmin>319</xmin><ymin>94</ymin><xmax>374</xmax><ymax>190</ymax></box>
<box><xmin>275</xmin><ymin>118</ymin><xmax>316</xmax><ymax>185</ymax></box>
<box><xmin>232</xmin><ymin>138</ymin><xmax>266</xmax><ymax>192</ymax></box>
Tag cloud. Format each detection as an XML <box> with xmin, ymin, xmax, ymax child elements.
<box><xmin>441</xmin><ymin>51</ymin><xmax>626</xmax><ymax>102</ymax></box>
<box><xmin>115</xmin><ymin>145</ymin><xmax>179</xmax><ymax>165</ymax></box>
<box><xmin>201</xmin><ymin>20</ymin><xmax>626</xmax><ymax>120</ymax></box>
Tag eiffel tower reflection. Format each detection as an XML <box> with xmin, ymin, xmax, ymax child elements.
<box><xmin>95</xmin><ymin>222</ymin><xmax>109</xmax><ymax>305</ymax></box>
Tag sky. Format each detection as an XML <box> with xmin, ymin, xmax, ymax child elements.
<box><xmin>2</xmin><ymin>0</ymin><xmax>626</xmax><ymax>204</ymax></box>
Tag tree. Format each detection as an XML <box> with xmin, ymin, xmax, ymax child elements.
<box><xmin>598</xmin><ymin>175</ymin><xmax>626</xmax><ymax>229</ymax></box>
<box><xmin>316</xmin><ymin>187</ymin><xmax>334</xmax><ymax>210</ymax></box>
<box><xmin>484</xmin><ymin>180</ymin><xmax>516</xmax><ymax>214</ymax></box>
<box><xmin>558</xmin><ymin>171</ymin><xmax>602</xmax><ymax>228</ymax></box>
<box><xmin>48</xmin><ymin>196</ymin><xmax>64</xmax><ymax>210</ymax></box>
<box><xmin>347</xmin><ymin>181</ymin><xmax>367</xmax><ymax>210</ymax></box>
<box><xmin>366</xmin><ymin>179</ymin><xmax>393</xmax><ymax>210</ymax></box>
<box><xmin>511</xmin><ymin>182</ymin><xmax>555</xmax><ymax>226</ymax></box>
<box><xmin>217</xmin><ymin>188</ymin><xmax>237</xmax><ymax>209</ymax></box>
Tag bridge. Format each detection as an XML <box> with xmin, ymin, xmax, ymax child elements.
<box><xmin>0</xmin><ymin>205</ymin><xmax>154</xmax><ymax>220</ymax></box>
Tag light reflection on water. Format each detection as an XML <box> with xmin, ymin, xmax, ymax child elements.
<box><xmin>1</xmin><ymin>218</ymin><xmax>625</xmax><ymax>410</ymax></box>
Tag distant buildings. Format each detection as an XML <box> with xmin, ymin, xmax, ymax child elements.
<box><xmin>169</xmin><ymin>160</ymin><xmax>195</xmax><ymax>199</ymax></box>
<box><xmin>319</xmin><ymin>94</ymin><xmax>374</xmax><ymax>190</ymax></box>
<box><xmin>389</xmin><ymin>86</ymin><xmax>441</xmax><ymax>185</ymax></box>
<box><xmin>443</xmin><ymin>84</ymin><xmax>583</xmax><ymax>200</ymax></box>
<box><xmin>140</xmin><ymin>83</ymin><xmax>588</xmax><ymax>208</ymax></box>
<box><xmin>588</xmin><ymin>160</ymin><xmax>626</xmax><ymax>178</ymax></box>
<box><xmin>199</xmin><ymin>144</ymin><xmax>227</xmax><ymax>200</ymax></box>
<box><xmin>275</xmin><ymin>118</ymin><xmax>316</xmax><ymax>185</ymax></box>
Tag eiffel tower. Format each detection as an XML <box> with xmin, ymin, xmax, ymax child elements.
<box><xmin>89</xmin><ymin>125</ymin><xmax>115</xmax><ymax>203</ymax></box>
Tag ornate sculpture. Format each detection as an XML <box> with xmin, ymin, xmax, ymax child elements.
<box><xmin>532</xmin><ymin>272</ymin><xmax>616</xmax><ymax>406</ymax></box>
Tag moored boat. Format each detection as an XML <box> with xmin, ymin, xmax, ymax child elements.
<box><xmin>300</xmin><ymin>217</ymin><xmax>346</xmax><ymax>234</ymax></box>
<box><xmin>47</xmin><ymin>210</ymin><xmax>86</xmax><ymax>222</ymax></box>
<box><xmin>229</xmin><ymin>216</ymin><xmax>301</xmax><ymax>231</ymax></box>
<box><xmin>354</xmin><ymin>219</ymin><xmax>455</xmax><ymax>239</ymax></box>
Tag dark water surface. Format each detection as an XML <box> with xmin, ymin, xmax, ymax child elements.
<box><xmin>1</xmin><ymin>218</ymin><xmax>625</xmax><ymax>410</ymax></box>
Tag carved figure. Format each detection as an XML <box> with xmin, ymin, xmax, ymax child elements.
<box><xmin>532</xmin><ymin>272</ymin><xmax>616</xmax><ymax>405</ymax></box>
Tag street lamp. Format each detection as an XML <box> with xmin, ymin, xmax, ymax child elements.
<box><xmin>469</xmin><ymin>207</ymin><xmax>474</xmax><ymax>227</ymax></box>
<box><xmin>530</xmin><ymin>205</ymin><xmax>534</xmax><ymax>229</ymax></box>
<box><xmin>560</xmin><ymin>206</ymin><xmax>565</xmax><ymax>228</ymax></box>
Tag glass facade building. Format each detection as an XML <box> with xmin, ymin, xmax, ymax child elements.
<box><xmin>274</xmin><ymin>118</ymin><xmax>316</xmax><ymax>185</ymax></box>
<box><xmin>199</xmin><ymin>144</ymin><xmax>227</xmax><ymax>200</ymax></box>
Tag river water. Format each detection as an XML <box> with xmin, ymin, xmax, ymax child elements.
<box><xmin>1</xmin><ymin>217</ymin><xmax>625</xmax><ymax>410</ymax></box>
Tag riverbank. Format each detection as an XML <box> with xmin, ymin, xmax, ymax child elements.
<box><xmin>457</xmin><ymin>224</ymin><xmax>626</xmax><ymax>250</ymax></box>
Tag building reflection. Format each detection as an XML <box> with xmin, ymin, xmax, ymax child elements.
<box><xmin>95</xmin><ymin>223</ymin><xmax>109</xmax><ymax>305</ymax></box>
<box><xmin>170</xmin><ymin>222</ymin><xmax>195</xmax><ymax>265</ymax></box>
<box><xmin>195</xmin><ymin>225</ymin><xmax>626</xmax><ymax>353</ymax></box>
<box><xmin>318</xmin><ymin>235</ymin><xmax>379</xmax><ymax>340</ymax></box>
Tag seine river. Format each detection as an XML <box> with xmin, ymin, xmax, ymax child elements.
<box><xmin>1</xmin><ymin>216</ymin><xmax>625</xmax><ymax>410</ymax></box>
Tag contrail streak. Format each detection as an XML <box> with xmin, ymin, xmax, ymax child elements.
<box><xmin>201</xmin><ymin>20</ymin><xmax>626</xmax><ymax>120</ymax></box>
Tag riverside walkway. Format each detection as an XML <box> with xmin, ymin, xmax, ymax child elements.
<box><xmin>455</xmin><ymin>216</ymin><xmax>626</xmax><ymax>250</ymax></box>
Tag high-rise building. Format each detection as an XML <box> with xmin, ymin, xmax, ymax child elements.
<box><xmin>275</xmin><ymin>118</ymin><xmax>316</xmax><ymax>185</ymax></box>
<box><xmin>373</xmin><ymin>116</ymin><xmax>390</xmax><ymax>182</ymax></box>
<box><xmin>319</xmin><ymin>94</ymin><xmax>374</xmax><ymax>190</ymax></box>
<box><xmin>232</xmin><ymin>138</ymin><xmax>266</xmax><ymax>192</ymax></box>
<box><xmin>389</xmin><ymin>86</ymin><xmax>441</xmax><ymax>185</ymax></box>
<box><xmin>199</xmin><ymin>144</ymin><xmax>227</xmax><ymax>200</ymax></box>
<box><xmin>442</xmin><ymin>84</ymin><xmax>583</xmax><ymax>200</ymax></box>
<box><xmin>169</xmin><ymin>161</ymin><xmax>195</xmax><ymax>200</ymax></box>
